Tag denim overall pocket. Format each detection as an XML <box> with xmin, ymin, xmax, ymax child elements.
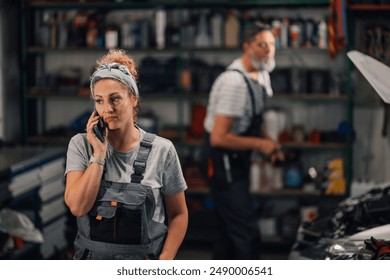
<box><xmin>89</xmin><ymin>203</ymin><xmax>143</xmax><ymax>244</ymax></box>
<box><xmin>88</xmin><ymin>181</ymin><xmax>152</xmax><ymax>245</ymax></box>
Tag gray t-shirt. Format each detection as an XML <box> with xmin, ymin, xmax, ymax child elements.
<box><xmin>65</xmin><ymin>127</ymin><xmax>187</xmax><ymax>223</ymax></box>
<box><xmin>204</xmin><ymin>58</ymin><xmax>272</xmax><ymax>134</ymax></box>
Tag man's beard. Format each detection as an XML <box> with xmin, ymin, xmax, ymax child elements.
<box><xmin>251</xmin><ymin>55</ymin><xmax>276</xmax><ymax>73</ymax></box>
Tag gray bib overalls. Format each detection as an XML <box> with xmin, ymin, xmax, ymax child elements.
<box><xmin>73</xmin><ymin>133</ymin><xmax>167</xmax><ymax>259</ymax></box>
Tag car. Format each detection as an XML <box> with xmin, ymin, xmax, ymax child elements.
<box><xmin>289</xmin><ymin>182</ymin><xmax>390</xmax><ymax>260</ymax></box>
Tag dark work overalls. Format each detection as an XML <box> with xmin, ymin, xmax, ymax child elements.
<box><xmin>73</xmin><ymin>133</ymin><xmax>167</xmax><ymax>260</ymax></box>
<box><xmin>200</xmin><ymin>69</ymin><xmax>267</xmax><ymax>260</ymax></box>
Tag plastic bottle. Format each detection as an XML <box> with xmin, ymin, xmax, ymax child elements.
<box><xmin>272</xmin><ymin>19</ymin><xmax>282</xmax><ymax>49</ymax></box>
<box><xmin>224</xmin><ymin>10</ymin><xmax>239</xmax><ymax>48</ymax></box>
<box><xmin>264</xmin><ymin>109</ymin><xmax>278</xmax><ymax>141</ymax></box>
<box><xmin>180</xmin><ymin>59</ymin><xmax>192</xmax><ymax>92</ymax></box>
<box><xmin>105</xmin><ymin>25</ymin><xmax>118</xmax><ymax>49</ymax></box>
<box><xmin>141</xmin><ymin>19</ymin><xmax>150</xmax><ymax>48</ymax></box>
<box><xmin>86</xmin><ymin>15</ymin><xmax>98</xmax><ymax>48</ymax></box>
<box><xmin>132</xmin><ymin>17</ymin><xmax>141</xmax><ymax>48</ymax></box>
<box><xmin>121</xmin><ymin>15</ymin><xmax>133</xmax><ymax>48</ymax></box>
<box><xmin>304</xmin><ymin>19</ymin><xmax>315</xmax><ymax>47</ymax></box>
<box><xmin>241</xmin><ymin>11</ymin><xmax>252</xmax><ymax>43</ymax></box>
<box><xmin>211</xmin><ymin>12</ymin><xmax>223</xmax><ymax>48</ymax></box>
<box><xmin>250</xmin><ymin>158</ymin><xmax>261</xmax><ymax>192</ymax></box>
<box><xmin>318</xmin><ymin>19</ymin><xmax>327</xmax><ymax>49</ymax></box>
<box><xmin>289</xmin><ymin>22</ymin><xmax>300</xmax><ymax>48</ymax></box>
<box><xmin>272</xmin><ymin>162</ymin><xmax>284</xmax><ymax>190</ymax></box>
<box><xmin>181</xmin><ymin>14</ymin><xmax>195</xmax><ymax>48</ymax></box>
<box><xmin>38</xmin><ymin>11</ymin><xmax>50</xmax><ymax>47</ymax></box>
<box><xmin>49</xmin><ymin>12</ymin><xmax>58</xmax><ymax>49</ymax></box>
<box><xmin>95</xmin><ymin>13</ymin><xmax>106</xmax><ymax>49</ymax></box>
<box><xmin>260</xmin><ymin>161</ymin><xmax>273</xmax><ymax>191</ymax></box>
<box><xmin>58</xmin><ymin>12</ymin><xmax>68</xmax><ymax>48</ymax></box>
<box><xmin>281</xmin><ymin>17</ymin><xmax>289</xmax><ymax>48</ymax></box>
<box><xmin>155</xmin><ymin>9</ymin><xmax>166</xmax><ymax>49</ymax></box>
<box><xmin>165</xmin><ymin>20</ymin><xmax>180</xmax><ymax>48</ymax></box>
<box><xmin>195</xmin><ymin>12</ymin><xmax>210</xmax><ymax>48</ymax></box>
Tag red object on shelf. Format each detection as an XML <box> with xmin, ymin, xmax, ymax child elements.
<box><xmin>189</xmin><ymin>104</ymin><xmax>206</xmax><ymax>139</ymax></box>
<box><xmin>308</xmin><ymin>130</ymin><xmax>321</xmax><ymax>144</ymax></box>
<box><xmin>278</xmin><ymin>129</ymin><xmax>290</xmax><ymax>144</ymax></box>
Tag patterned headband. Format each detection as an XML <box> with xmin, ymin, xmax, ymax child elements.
<box><xmin>90</xmin><ymin>63</ymin><xmax>139</xmax><ymax>96</ymax></box>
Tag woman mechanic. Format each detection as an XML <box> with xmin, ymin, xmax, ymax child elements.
<box><xmin>64</xmin><ymin>49</ymin><xmax>188</xmax><ymax>260</ymax></box>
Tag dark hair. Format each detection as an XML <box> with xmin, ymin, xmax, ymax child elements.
<box><xmin>242</xmin><ymin>22</ymin><xmax>273</xmax><ymax>44</ymax></box>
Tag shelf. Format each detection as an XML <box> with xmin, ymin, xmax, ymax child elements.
<box><xmin>273</xmin><ymin>93</ymin><xmax>347</xmax><ymax>102</ymax></box>
<box><xmin>19</xmin><ymin>1</ymin><xmax>352</xmax><ymax>257</ymax></box>
<box><xmin>28</xmin><ymin>90</ymin><xmax>348</xmax><ymax>106</ymax></box>
<box><xmin>183</xmin><ymin>137</ymin><xmax>345</xmax><ymax>150</ymax></box>
<box><xmin>28</xmin><ymin>135</ymin><xmax>71</xmax><ymax>146</ymax></box>
<box><xmin>28</xmin><ymin>130</ymin><xmax>185</xmax><ymax>146</ymax></box>
<box><xmin>142</xmin><ymin>93</ymin><xmax>209</xmax><ymax>102</ymax></box>
<box><xmin>348</xmin><ymin>4</ymin><xmax>390</xmax><ymax>11</ymax></box>
<box><xmin>27</xmin><ymin>134</ymin><xmax>346</xmax><ymax>153</ymax></box>
<box><xmin>186</xmin><ymin>186</ymin><xmax>346</xmax><ymax>199</ymax></box>
<box><xmin>27</xmin><ymin>46</ymin><xmax>187</xmax><ymax>54</ymax></box>
<box><xmin>25</xmin><ymin>0</ymin><xmax>330</xmax><ymax>10</ymax></box>
<box><xmin>27</xmin><ymin>88</ymin><xmax>348</xmax><ymax>104</ymax></box>
<box><xmin>27</xmin><ymin>88</ymin><xmax>210</xmax><ymax>102</ymax></box>
<box><xmin>27</xmin><ymin>46</ymin><xmax>329</xmax><ymax>54</ymax></box>
<box><xmin>28</xmin><ymin>88</ymin><xmax>87</xmax><ymax>98</ymax></box>
<box><xmin>281</xmin><ymin>142</ymin><xmax>345</xmax><ymax>150</ymax></box>
<box><xmin>26</xmin><ymin>87</ymin><xmax>202</xmax><ymax>102</ymax></box>
<box><xmin>0</xmin><ymin>148</ymin><xmax>68</xmax><ymax>259</ymax></box>
<box><xmin>28</xmin><ymin>88</ymin><xmax>347</xmax><ymax>102</ymax></box>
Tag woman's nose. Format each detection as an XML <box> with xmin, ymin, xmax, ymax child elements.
<box><xmin>103</xmin><ymin>103</ymin><xmax>114</xmax><ymax>113</ymax></box>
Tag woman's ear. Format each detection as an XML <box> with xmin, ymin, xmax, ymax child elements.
<box><xmin>131</xmin><ymin>94</ymin><xmax>138</xmax><ymax>107</ymax></box>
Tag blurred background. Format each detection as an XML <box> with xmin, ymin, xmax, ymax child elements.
<box><xmin>1</xmin><ymin>0</ymin><xmax>390</xmax><ymax>260</ymax></box>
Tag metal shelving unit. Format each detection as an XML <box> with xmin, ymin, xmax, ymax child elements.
<box><xmin>19</xmin><ymin>0</ymin><xmax>354</xmax><ymax>247</ymax></box>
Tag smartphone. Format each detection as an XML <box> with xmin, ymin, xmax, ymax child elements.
<box><xmin>93</xmin><ymin>111</ymin><xmax>106</xmax><ymax>142</ymax></box>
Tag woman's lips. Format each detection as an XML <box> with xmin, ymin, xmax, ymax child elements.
<box><xmin>105</xmin><ymin>117</ymin><xmax>117</xmax><ymax>122</ymax></box>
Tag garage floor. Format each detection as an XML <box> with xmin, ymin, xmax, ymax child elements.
<box><xmin>176</xmin><ymin>242</ymin><xmax>292</xmax><ymax>260</ymax></box>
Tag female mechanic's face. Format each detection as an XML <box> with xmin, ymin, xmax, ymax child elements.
<box><xmin>93</xmin><ymin>79</ymin><xmax>137</xmax><ymax>130</ymax></box>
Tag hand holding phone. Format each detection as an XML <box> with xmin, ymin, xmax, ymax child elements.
<box><xmin>93</xmin><ymin>111</ymin><xmax>106</xmax><ymax>142</ymax></box>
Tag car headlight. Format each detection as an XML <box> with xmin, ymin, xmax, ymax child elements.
<box><xmin>326</xmin><ymin>239</ymin><xmax>364</xmax><ymax>260</ymax></box>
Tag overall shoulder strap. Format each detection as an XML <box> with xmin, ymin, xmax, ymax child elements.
<box><xmin>229</xmin><ymin>69</ymin><xmax>266</xmax><ymax>137</ymax></box>
<box><xmin>131</xmin><ymin>132</ymin><xmax>156</xmax><ymax>184</ymax></box>
<box><xmin>229</xmin><ymin>69</ymin><xmax>257</xmax><ymax>117</ymax></box>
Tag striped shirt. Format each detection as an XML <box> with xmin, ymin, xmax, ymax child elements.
<box><xmin>204</xmin><ymin>58</ymin><xmax>272</xmax><ymax>135</ymax></box>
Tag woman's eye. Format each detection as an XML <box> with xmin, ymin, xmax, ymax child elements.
<box><xmin>96</xmin><ymin>100</ymin><xmax>103</xmax><ymax>104</ymax></box>
<box><xmin>112</xmin><ymin>97</ymin><xmax>120</xmax><ymax>103</ymax></box>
